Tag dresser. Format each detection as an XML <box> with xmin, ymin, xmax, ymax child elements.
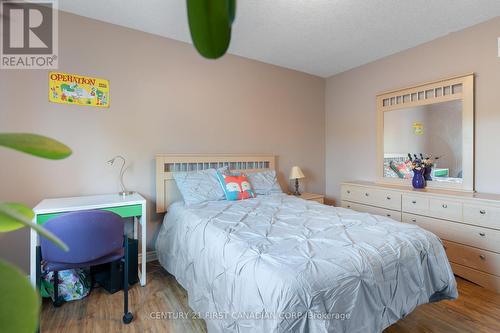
<box><xmin>341</xmin><ymin>180</ymin><xmax>500</xmax><ymax>293</ymax></box>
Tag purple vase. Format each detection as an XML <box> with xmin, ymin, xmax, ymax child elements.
<box><xmin>412</xmin><ymin>169</ymin><xmax>426</xmax><ymax>189</ymax></box>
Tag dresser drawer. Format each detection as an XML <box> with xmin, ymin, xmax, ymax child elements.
<box><xmin>443</xmin><ymin>240</ymin><xmax>500</xmax><ymax>277</ymax></box>
<box><xmin>450</xmin><ymin>263</ymin><xmax>500</xmax><ymax>293</ymax></box>
<box><xmin>370</xmin><ymin>189</ymin><xmax>401</xmax><ymax>210</ymax></box>
<box><xmin>341</xmin><ymin>185</ymin><xmax>401</xmax><ymax>210</ymax></box>
<box><xmin>341</xmin><ymin>185</ymin><xmax>365</xmax><ymax>202</ymax></box>
<box><xmin>342</xmin><ymin>201</ymin><xmax>401</xmax><ymax>222</ymax></box>
<box><xmin>402</xmin><ymin>195</ymin><xmax>429</xmax><ymax>215</ymax></box>
<box><xmin>403</xmin><ymin>213</ymin><xmax>500</xmax><ymax>254</ymax></box>
<box><xmin>428</xmin><ymin>198</ymin><xmax>462</xmax><ymax>221</ymax></box>
<box><xmin>463</xmin><ymin>203</ymin><xmax>500</xmax><ymax>230</ymax></box>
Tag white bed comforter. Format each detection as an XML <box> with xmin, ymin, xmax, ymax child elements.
<box><xmin>156</xmin><ymin>194</ymin><xmax>457</xmax><ymax>333</ymax></box>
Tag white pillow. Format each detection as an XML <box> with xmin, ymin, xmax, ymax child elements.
<box><xmin>246</xmin><ymin>170</ymin><xmax>283</xmax><ymax>195</ymax></box>
<box><xmin>173</xmin><ymin>167</ymin><xmax>227</xmax><ymax>205</ymax></box>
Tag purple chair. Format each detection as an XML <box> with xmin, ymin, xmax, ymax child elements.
<box><xmin>39</xmin><ymin>210</ymin><xmax>133</xmax><ymax>324</ymax></box>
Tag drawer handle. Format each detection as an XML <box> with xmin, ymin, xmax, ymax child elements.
<box><xmin>411</xmin><ymin>218</ymin><xmax>417</xmax><ymax>223</ymax></box>
<box><xmin>442</xmin><ymin>204</ymin><xmax>448</xmax><ymax>209</ymax></box>
<box><xmin>479</xmin><ymin>232</ymin><xmax>486</xmax><ymax>237</ymax></box>
<box><xmin>480</xmin><ymin>210</ymin><xmax>486</xmax><ymax>215</ymax></box>
<box><xmin>412</xmin><ymin>200</ymin><xmax>417</xmax><ymax>204</ymax></box>
<box><xmin>365</xmin><ymin>193</ymin><xmax>369</xmax><ymax>197</ymax></box>
<box><xmin>386</xmin><ymin>196</ymin><xmax>391</xmax><ymax>200</ymax></box>
<box><xmin>479</xmin><ymin>254</ymin><xmax>486</xmax><ymax>260</ymax></box>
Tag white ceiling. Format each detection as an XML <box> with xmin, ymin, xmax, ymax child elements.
<box><xmin>59</xmin><ymin>0</ymin><xmax>500</xmax><ymax>77</ymax></box>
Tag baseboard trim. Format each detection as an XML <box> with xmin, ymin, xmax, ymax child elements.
<box><xmin>139</xmin><ymin>250</ymin><xmax>157</xmax><ymax>264</ymax></box>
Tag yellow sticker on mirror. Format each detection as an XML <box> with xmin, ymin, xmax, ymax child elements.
<box><xmin>413</xmin><ymin>122</ymin><xmax>424</xmax><ymax>135</ymax></box>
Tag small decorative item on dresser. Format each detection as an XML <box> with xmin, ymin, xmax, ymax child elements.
<box><xmin>423</xmin><ymin>164</ymin><xmax>433</xmax><ymax>181</ymax></box>
<box><xmin>107</xmin><ymin>155</ymin><xmax>135</xmax><ymax>196</ymax></box>
<box><xmin>289</xmin><ymin>166</ymin><xmax>305</xmax><ymax>195</ymax></box>
<box><xmin>420</xmin><ymin>153</ymin><xmax>435</xmax><ymax>181</ymax></box>
<box><xmin>407</xmin><ymin>154</ymin><xmax>430</xmax><ymax>189</ymax></box>
<box><xmin>412</xmin><ymin>168</ymin><xmax>426</xmax><ymax>189</ymax></box>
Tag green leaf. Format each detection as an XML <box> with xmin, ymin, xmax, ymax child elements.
<box><xmin>0</xmin><ymin>203</ymin><xmax>33</xmax><ymax>232</ymax></box>
<box><xmin>0</xmin><ymin>259</ymin><xmax>40</xmax><ymax>333</ymax></box>
<box><xmin>0</xmin><ymin>133</ymin><xmax>72</xmax><ymax>160</ymax></box>
<box><xmin>0</xmin><ymin>203</ymin><xmax>69</xmax><ymax>252</ymax></box>
<box><xmin>186</xmin><ymin>0</ymin><xmax>235</xmax><ymax>59</ymax></box>
<box><xmin>227</xmin><ymin>0</ymin><xmax>236</xmax><ymax>24</ymax></box>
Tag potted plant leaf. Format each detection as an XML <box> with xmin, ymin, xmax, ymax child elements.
<box><xmin>0</xmin><ymin>133</ymin><xmax>71</xmax><ymax>333</ymax></box>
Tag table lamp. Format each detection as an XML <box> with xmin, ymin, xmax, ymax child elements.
<box><xmin>289</xmin><ymin>166</ymin><xmax>305</xmax><ymax>196</ymax></box>
<box><xmin>107</xmin><ymin>155</ymin><xmax>134</xmax><ymax>196</ymax></box>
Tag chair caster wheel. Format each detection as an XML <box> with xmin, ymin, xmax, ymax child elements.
<box><xmin>123</xmin><ymin>312</ymin><xmax>133</xmax><ymax>324</ymax></box>
<box><xmin>53</xmin><ymin>297</ymin><xmax>65</xmax><ymax>308</ymax></box>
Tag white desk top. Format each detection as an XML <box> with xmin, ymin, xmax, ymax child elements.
<box><xmin>33</xmin><ymin>192</ymin><xmax>146</xmax><ymax>214</ymax></box>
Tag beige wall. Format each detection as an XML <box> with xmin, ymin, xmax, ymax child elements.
<box><xmin>383</xmin><ymin>105</ymin><xmax>430</xmax><ymax>155</ymax></box>
<box><xmin>0</xmin><ymin>12</ymin><xmax>325</xmax><ymax>272</ymax></box>
<box><xmin>325</xmin><ymin>17</ymin><xmax>500</xmax><ymax>203</ymax></box>
<box><xmin>426</xmin><ymin>101</ymin><xmax>463</xmax><ymax>178</ymax></box>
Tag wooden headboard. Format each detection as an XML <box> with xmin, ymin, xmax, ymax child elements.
<box><xmin>155</xmin><ymin>154</ymin><xmax>276</xmax><ymax>213</ymax></box>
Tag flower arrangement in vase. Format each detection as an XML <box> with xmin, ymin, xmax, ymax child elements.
<box><xmin>407</xmin><ymin>153</ymin><xmax>434</xmax><ymax>189</ymax></box>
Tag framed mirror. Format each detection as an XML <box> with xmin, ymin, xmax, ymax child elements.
<box><xmin>376</xmin><ymin>73</ymin><xmax>474</xmax><ymax>192</ymax></box>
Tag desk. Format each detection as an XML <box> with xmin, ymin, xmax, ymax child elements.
<box><xmin>30</xmin><ymin>193</ymin><xmax>147</xmax><ymax>287</ymax></box>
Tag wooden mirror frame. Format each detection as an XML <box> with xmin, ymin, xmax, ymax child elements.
<box><xmin>376</xmin><ymin>73</ymin><xmax>474</xmax><ymax>192</ymax></box>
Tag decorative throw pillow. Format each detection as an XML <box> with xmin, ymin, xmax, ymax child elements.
<box><xmin>246</xmin><ymin>170</ymin><xmax>283</xmax><ymax>195</ymax></box>
<box><xmin>173</xmin><ymin>167</ymin><xmax>227</xmax><ymax>206</ymax></box>
<box><xmin>216</xmin><ymin>171</ymin><xmax>256</xmax><ymax>201</ymax></box>
<box><xmin>389</xmin><ymin>161</ymin><xmax>412</xmax><ymax>179</ymax></box>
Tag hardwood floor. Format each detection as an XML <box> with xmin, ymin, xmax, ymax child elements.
<box><xmin>41</xmin><ymin>261</ymin><xmax>500</xmax><ymax>333</ymax></box>
<box><xmin>41</xmin><ymin>262</ymin><xmax>206</xmax><ymax>333</ymax></box>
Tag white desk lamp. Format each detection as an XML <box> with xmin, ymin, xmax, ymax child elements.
<box><xmin>289</xmin><ymin>166</ymin><xmax>305</xmax><ymax>196</ymax></box>
<box><xmin>107</xmin><ymin>155</ymin><xmax>134</xmax><ymax>196</ymax></box>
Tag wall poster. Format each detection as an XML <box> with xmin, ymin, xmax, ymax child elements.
<box><xmin>49</xmin><ymin>72</ymin><xmax>109</xmax><ymax>108</ymax></box>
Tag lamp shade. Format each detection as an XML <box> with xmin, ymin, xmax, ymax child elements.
<box><xmin>289</xmin><ymin>166</ymin><xmax>305</xmax><ymax>180</ymax></box>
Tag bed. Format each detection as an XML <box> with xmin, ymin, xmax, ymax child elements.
<box><xmin>155</xmin><ymin>154</ymin><xmax>457</xmax><ymax>333</ymax></box>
